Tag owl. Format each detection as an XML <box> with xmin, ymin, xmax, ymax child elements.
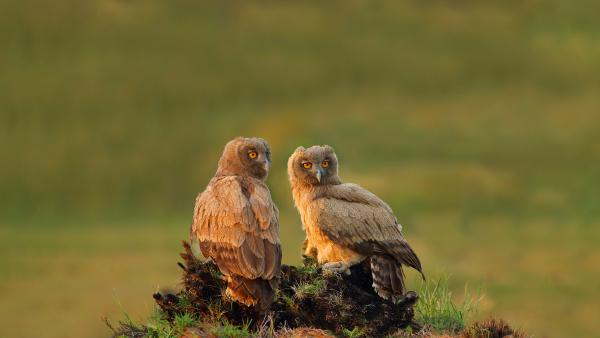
<box><xmin>190</xmin><ymin>137</ymin><xmax>281</xmax><ymax>311</ymax></box>
<box><xmin>288</xmin><ymin>145</ymin><xmax>424</xmax><ymax>301</ymax></box>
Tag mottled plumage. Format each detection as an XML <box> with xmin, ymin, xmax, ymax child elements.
<box><xmin>191</xmin><ymin>137</ymin><xmax>281</xmax><ymax>311</ymax></box>
<box><xmin>288</xmin><ymin>145</ymin><xmax>424</xmax><ymax>301</ymax></box>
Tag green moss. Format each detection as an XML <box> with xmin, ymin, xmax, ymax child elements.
<box><xmin>343</xmin><ymin>326</ymin><xmax>366</xmax><ymax>338</ymax></box>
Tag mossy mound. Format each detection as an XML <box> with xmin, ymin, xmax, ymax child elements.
<box><xmin>271</xmin><ymin>257</ymin><xmax>418</xmax><ymax>336</ymax></box>
<box><xmin>108</xmin><ymin>241</ymin><xmax>527</xmax><ymax>338</ymax></box>
<box><xmin>113</xmin><ymin>241</ymin><xmax>419</xmax><ymax>337</ymax></box>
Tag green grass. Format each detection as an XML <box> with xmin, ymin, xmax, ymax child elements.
<box><xmin>1</xmin><ymin>1</ymin><xmax>599</xmax><ymax>337</ymax></box>
<box><xmin>278</xmin><ymin>291</ymin><xmax>297</xmax><ymax>310</ymax></box>
<box><xmin>173</xmin><ymin>313</ymin><xmax>198</xmax><ymax>333</ymax></box>
<box><xmin>146</xmin><ymin>309</ymin><xmax>178</xmax><ymax>338</ymax></box>
<box><xmin>210</xmin><ymin>320</ymin><xmax>253</xmax><ymax>338</ymax></box>
<box><xmin>415</xmin><ymin>276</ymin><xmax>480</xmax><ymax>333</ymax></box>
<box><xmin>292</xmin><ymin>278</ymin><xmax>326</xmax><ymax>300</ymax></box>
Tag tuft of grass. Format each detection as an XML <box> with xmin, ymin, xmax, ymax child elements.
<box><xmin>207</xmin><ymin>299</ymin><xmax>225</xmax><ymax>321</ymax></box>
<box><xmin>415</xmin><ymin>276</ymin><xmax>480</xmax><ymax>333</ymax></box>
<box><xmin>146</xmin><ymin>308</ymin><xmax>178</xmax><ymax>338</ymax></box>
<box><xmin>254</xmin><ymin>314</ymin><xmax>277</xmax><ymax>338</ymax></box>
<box><xmin>210</xmin><ymin>320</ymin><xmax>252</xmax><ymax>338</ymax></box>
<box><xmin>144</xmin><ymin>308</ymin><xmax>200</xmax><ymax>338</ymax></box>
<box><xmin>343</xmin><ymin>326</ymin><xmax>366</xmax><ymax>338</ymax></box>
<box><xmin>177</xmin><ymin>293</ymin><xmax>193</xmax><ymax>309</ymax></box>
<box><xmin>174</xmin><ymin>313</ymin><xmax>198</xmax><ymax>333</ymax></box>
<box><xmin>297</xmin><ymin>257</ymin><xmax>319</xmax><ymax>275</ymax></box>
<box><xmin>208</xmin><ymin>265</ymin><xmax>224</xmax><ymax>281</ymax></box>
<box><xmin>292</xmin><ymin>278</ymin><xmax>325</xmax><ymax>300</ymax></box>
<box><xmin>278</xmin><ymin>290</ymin><xmax>297</xmax><ymax>309</ymax></box>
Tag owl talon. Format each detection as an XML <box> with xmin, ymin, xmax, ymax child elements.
<box><xmin>322</xmin><ymin>262</ymin><xmax>351</xmax><ymax>276</ymax></box>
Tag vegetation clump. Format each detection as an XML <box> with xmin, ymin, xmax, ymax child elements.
<box><xmin>108</xmin><ymin>241</ymin><xmax>525</xmax><ymax>338</ymax></box>
<box><xmin>110</xmin><ymin>241</ymin><xmax>418</xmax><ymax>337</ymax></box>
<box><xmin>415</xmin><ymin>276</ymin><xmax>479</xmax><ymax>333</ymax></box>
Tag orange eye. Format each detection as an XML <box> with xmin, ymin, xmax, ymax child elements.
<box><xmin>322</xmin><ymin>160</ymin><xmax>329</xmax><ymax>168</ymax></box>
<box><xmin>248</xmin><ymin>151</ymin><xmax>258</xmax><ymax>159</ymax></box>
<box><xmin>302</xmin><ymin>162</ymin><xmax>312</xmax><ymax>169</ymax></box>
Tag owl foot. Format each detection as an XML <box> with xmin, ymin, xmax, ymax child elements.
<box><xmin>322</xmin><ymin>261</ymin><xmax>351</xmax><ymax>276</ymax></box>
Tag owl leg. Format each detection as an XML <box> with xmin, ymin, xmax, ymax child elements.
<box><xmin>322</xmin><ymin>261</ymin><xmax>351</xmax><ymax>276</ymax></box>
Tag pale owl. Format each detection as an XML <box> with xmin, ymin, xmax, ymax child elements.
<box><xmin>288</xmin><ymin>145</ymin><xmax>423</xmax><ymax>301</ymax></box>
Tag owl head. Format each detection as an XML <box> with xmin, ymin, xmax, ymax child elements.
<box><xmin>216</xmin><ymin>137</ymin><xmax>272</xmax><ymax>180</ymax></box>
<box><xmin>288</xmin><ymin>145</ymin><xmax>341</xmax><ymax>186</ymax></box>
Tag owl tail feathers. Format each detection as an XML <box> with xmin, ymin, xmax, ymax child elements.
<box><xmin>395</xmin><ymin>239</ymin><xmax>426</xmax><ymax>282</ymax></box>
<box><xmin>371</xmin><ymin>255</ymin><xmax>407</xmax><ymax>303</ymax></box>
<box><xmin>226</xmin><ymin>275</ymin><xmax>277</xmax><ymax>313</ymax></box>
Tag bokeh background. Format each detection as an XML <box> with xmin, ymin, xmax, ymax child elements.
<box><xmin>1</xmin><ymin>1</ymin><xmax>599</xmax><ymax>337</ymax></box>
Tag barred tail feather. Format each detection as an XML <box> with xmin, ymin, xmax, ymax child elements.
<box><xmin>371</xmin><ymin>255</ymin><xmax>406</xmax><ymax>303</ymax></box>
<box><xmin>226</xmin><ymin>275</ymin><xmax>276</xmax><ymax>312</ymax></box>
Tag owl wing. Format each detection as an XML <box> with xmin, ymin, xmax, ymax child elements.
<box><xmin>310</xmin><ymin>183</ymin><xmax>422</xmax><ymax>274</ymax></box>
<box><xmin>191</xmin><ymin>176</ymin><xmax>281</xmax><ymax>280</ymax></box>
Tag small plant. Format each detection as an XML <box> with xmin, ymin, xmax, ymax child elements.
<box><xmin>343</xmin><ymin>326</ymin><xmax>366</xmax><ymax>338</ymax></box>
<box><xmin>254</xmin><ymin>314</ymin><xmax>277</xmax><ymax>338</ymax></box>
<box><xmin>208</xmin><ymin>265</ymin><xmax>224</xmax><ymax>280</ymax></box>
<box><xmin>297</xmin><ymin>257</ymin><xmax>319</xmax><ymax>275</ymax></box>
<box><xmin>327</xmin><ymin>289</ymin><xmax>345</xmax><ymax>307</ymax></box>
<box><xmin>144</xmin><ymin>308</ymin><xmax>201</xmax><ymax>338</ymax></box>
<box><xmin>174</xmin><ymin>313</ymin><xmax>198</xmax><ymax>332</ymax></box>
<box><xmin>278</xmin><ymin>290</ymin><xmax>297</xmax><ymax>309</ymax></box>
<box><xmin>211</xmin><ymin>319</ymin><xmax>252</xmax><ymax>338</ymax></box>
<box><xmin>146</xmin><ymin>308</ymin><xmax>178</xmax><ymax>338</ymax></box>
<box><xmin>292</xmin><ymin>278</ymin><xmax>325</xmax><ymax>300</ymax></box>
<box><xmin>415</xmin><ymin>275</ymin><xmax>480</xmax><ymax>333</ymax></box>
<box><xmin>207</xmin><ymin>299</ymin><xmax>225</xmax><ymax>321</ymax></box>
<box><xmin>177</xmin><ymin>293</ymin><xmax>193</xmax><ymax>310</ymax></box>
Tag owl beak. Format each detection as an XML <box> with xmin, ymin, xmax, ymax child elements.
<box><xmin>316</xmin><ymin>168</ymin><xmax>323</xmax><ymax>182</ymax></box>
<box><xmin>262</xmin><ymin>160</ymin><xmax>271</xmax><ymax>173</ymax></box>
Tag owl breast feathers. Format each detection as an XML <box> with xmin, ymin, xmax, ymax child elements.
<box><xmin>190</xmin><ymin>137</ymin><xmax>281</xmax><ymax>311</ymax></box>
<box><xmin>288</xmin><ymin>145</ymin><xmax>424</xmax><ymax>302</ymax></box>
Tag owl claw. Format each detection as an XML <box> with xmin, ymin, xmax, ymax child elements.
<box><xmin>322</xmin><ymin>262</ymin><xmax>351</xmax><ymax>276</ymax></box>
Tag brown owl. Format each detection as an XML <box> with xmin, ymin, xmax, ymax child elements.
<box><xmin>190</xmin><ymin>137</ymin><xmax>281</xmax><ymax>311</ymax></box>
<box><xmin>288</xmin><ymin>145</ymin><xmax>424</xmax><ymax>302</ymax></box>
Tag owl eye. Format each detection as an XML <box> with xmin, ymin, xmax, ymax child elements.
<box><xmin>248</xmin><ymin>151</ymin><xmax>258</xmax><ymax>159</ymax></box>
<box><xmin>302</xmin><ymin>162</ymin><xmax>312</xmax><ymax>169</ymax></box>
<box><xmin>322</xmin><ymin>160</ymin><xmax>329</xmax><ymax>168</ymax></box>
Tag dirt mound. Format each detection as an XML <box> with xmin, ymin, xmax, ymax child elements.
<box><xmin>109</xmin><ymin>241</ymin><xmax>527</xmax><ymax>338</ymax></box>
<box><xmin>150</xmin><ymin>241</ymin><xmax>419</xmax><ymax>336</ymax></box>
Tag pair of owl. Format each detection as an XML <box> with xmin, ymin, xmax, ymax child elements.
<box><xmin>191</xmin><ymin>137</ymin><xmax>424</xmax><ymax>312</ymax></box>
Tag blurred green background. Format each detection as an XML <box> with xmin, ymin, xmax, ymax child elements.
<box><xmin>1</xmin><ymin>1</ymin><xmax>599</xmax><ymax>337</ymax></box>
